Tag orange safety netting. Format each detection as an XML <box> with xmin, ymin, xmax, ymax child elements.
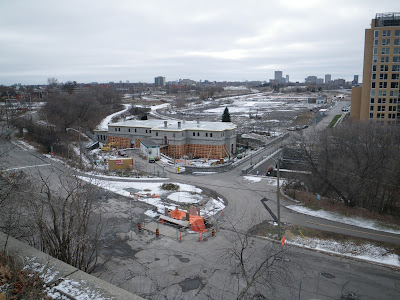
<box><xmin>190</xmin><ymin>215</ymin><xmax>207</xmax><ymax>233</ymax></box>
<box><xmin>169</xmin><ymin>208</ymin><xmax>186</xmax><ymax>220</ymax></box>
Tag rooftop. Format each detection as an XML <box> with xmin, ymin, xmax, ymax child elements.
<box><xmin>374</xmin><ymin>12</ymin><xmax>400</xmax><ymax>27</ymax></box>
<box><xmin>109</xmin><ymin>119</ymin><xmax>237</xmax><ymax>131</ymax></box>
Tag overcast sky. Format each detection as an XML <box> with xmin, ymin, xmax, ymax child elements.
<box><xmin>0</xmin><ymin>0</ymin><xmax>398</xmax><ymax>85</ymax></box>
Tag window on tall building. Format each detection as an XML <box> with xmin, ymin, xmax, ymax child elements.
<box><xmin>205</xmin><ymin>133</ymin><xmax>208</xmax><ymax>137</ymax></box>
<box><xmin>381</xmin><ymin>57</ymin><xmax>389</xmax><ymax>63</ymax></box>
<box><xmin>382</xmin><ymin>30</ymin><xmax>391</xmax><ymax>37</ymax></box>
<box><xmin>370</xmin><ymin>98</ymin><xmax>375</xmax><ymax>104</ymax></box>
<box><xmin>380</xmin><ymin>73</ymin><xmax>388</xmax><ymax>79</ymax></box>
<box><xmin>377</xmin><ymin>106</ymin><xmax>381</xmax><ymax>111</ymax></box>
<box><xmin>370</xmin><ymin>113</ymin><xmax>374</xmax><ymax>118</ymax></box>
<box><xmin>378</xmin><ymin>98</ymin><xmax>382</xmax><ymax>103</ymax></box>
<box><xmin>393</xmin><ymin>65</ymin><xmax>400</xmax><ymax>72</ymax></box>
<box><xmin>395</xmin><ymin>30</ymin><xmax>400</xmax><ymax>37</ymax></box>
<box><xmin>374</xmin><ymin>39</ymin><xmax>379</xmax><ymax>46</ymax></box>
<box><xmin>193</xmin><ymin>132</ymin><xmax>195</xmax><ymax>136</ymax></box>
<box><xmin>371</xmin><ymin>82</ymin><xmax>376</xmax><ymax>88</ymax></box>
<box><xmin>372</xmin><ymin>73</ymin><xmax>376</xmax><ymax>79</ymax></box>
<box><xmin>378</xmin><ymin>91</ymin><xmax>387</xmax><ymax>96</ymax></box>
<box><xmin>372</xmin><ymin>65</ymin><xmax>377</xmax><ymax>72</ymax></box>
<box><xmin>381</xmin><ymin>48</ymin><xmax>390</xmax><ymax>55</ymax></box>
<box><xmin>370</xmin><ymin>105</ymin><xmax>374</xmax><ymax>111</ymax></box>
<box><xmin>394</xmin><ymin>48</ymin><xmax>400</xmax><ymax>54</ymax></box>
<box><xmin>391</xmin><ymin>82</ymin><xmax>399</xmax><ymax>89</ymax></box>
<box><xmin>373</xmin><ymin>48</ymin><xmax>378</xmax><ymax>55</ymax></box>
<box><xmin>380</xmin><ymin>65</ymin><xmax>389</xmax><ymax>71</ymax></box>
<box><xmin>393</xmin><ymin>57</ymin><xmax>400</xmax><ymax>62</ymax></box>
<box><xmin>375</xmin><ymin>30</ymin><xmax>379</xmax><ymax>38</ymax></box>
<box><xmin>210</xmin><ymin>133</ymin><xmax>213</xmax><ymax>137</ymax></box>
<box><xmin>373</xmin><ymin>56</ymin><xmax>378</xmax><ymax>63</ymax></box>
<box><xmin>395</xmin><ymin>39</ymin><xmax>400</xmax><ymax>45</ymax></box>
<box><xmin>371</xmin><ymin>90</ymin><xmax>375</xmax><ymax>97</ymax></box>
<box><xmin>382</xmin><ymin>39</ymin><xmax>390</xmax><ymax>46</ymax></box>
<box><xmin>390</xmin><ymin>91</ymin><xmax>399</xmax><ymax>96</ymax></box>
<box><xmin>379</xmin><ymin>82</ymin><xmax>387</xmax><ymax>88</ymax></box>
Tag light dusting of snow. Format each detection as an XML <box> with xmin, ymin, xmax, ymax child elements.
<box><xmin>243</xmin><ymin>176</ymin><xmax>262</xmax><ymax>183</ymax></box>
<box><xmin>288</xmin><ymin>237</ymin><xmax>400</xmax><ymax>267</ymax></box>
<box><xmin>286</xmin><ymin>205</ymin><xmax>400</xmax><ymax>235</ymax></box>
<box><xmin>48</xmin><ymin>279</ymin><xmax>111</xmax><ymax>300</ymax></box>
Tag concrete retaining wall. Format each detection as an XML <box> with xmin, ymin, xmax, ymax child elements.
<box><xmin>0</xmin><ymin>231</ymin><xmax>144</xmax><ymax>300</ymax></box>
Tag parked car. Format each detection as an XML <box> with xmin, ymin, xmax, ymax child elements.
<box><xmin>118</xmin><ymin>150</ymin><xmax>127</xmax><ymax>156</ymax></box>
<box><xmin>287</xmin><ymin>127</ymin><xmax>296</xmax><ymax>131</ymax></box>
<box><xmin>301</xmin><ymin>125</ymin><xmax>309</xmax><ymax>129</ymax></box>
<box><xmin>148</xmin><ymin>156</ymin><xmax>156</xmax><ymax>163</ymax></box>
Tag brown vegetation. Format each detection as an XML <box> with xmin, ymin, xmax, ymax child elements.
<box><xmin>292</xmin><ymin>122</ymin><xmax>400</xmax><ymax>216</ymax></box>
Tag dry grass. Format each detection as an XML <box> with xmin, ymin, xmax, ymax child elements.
<box><xmin>251</xmin><ymin>221</ymin><xmax>400</xmax><ymax>257</ymax></box>
<box><xmin>0</xmin><ymin>253</ymin><xmax>46</xmax><ymax>299</ymax></box>
<box><xmin>291</xmin><ymin>111</ymin><xmax>315</xmax><ymax>126</ymax></box>
<box><xmin>285</xmin><ymin>189</ymin><xmax>400</xmax><ymax>227</ymax></box>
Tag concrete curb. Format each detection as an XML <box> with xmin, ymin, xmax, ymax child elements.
<box><xmin>0</xmin><ymin>232</ymin><xmax>144</xmax><ymax>300</ymax></box>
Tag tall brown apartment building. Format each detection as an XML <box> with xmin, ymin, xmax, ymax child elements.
<box><xmin>351</xmin><ymin>13</ymin><xmax>400</xmax><ymax>122</ymax></box>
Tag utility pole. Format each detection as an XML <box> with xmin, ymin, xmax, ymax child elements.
<box><xmin>277</xmin><ymin>154</ymin><xmax>281</xmax><ymax>240</ymax></box>
<box><xmin>79</xmin><ymin>126</ymin><xmax>82</xmax><ymax>169</ymax></box>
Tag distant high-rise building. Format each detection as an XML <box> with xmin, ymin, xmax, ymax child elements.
<box><xmin>285</xmin><ymin>75</ymin><xmax>289</xmax><ymax>83</ymax></box>
<box><xmin>274</xmin><ymin>71</ymin><xmax>283</xmax><ymax>82</ymax></box>
<box><xmin>325</xmin><ymin>74</ymin><xmax>332</xmax><ymax>84</ymax></box>
<box><xmin>155</xmin><ymin>76</ymin><xmax>166</xmax><ymax>86</ymax></box>
<box><xmin>351</xmin><ymin>13</ymin><xmax>400</xmax><ymax>122</ymax></box>
<box><xmin>352</xmin><ymin>75</ymin><xmax>359</xmax><ymax>85</ymax></box>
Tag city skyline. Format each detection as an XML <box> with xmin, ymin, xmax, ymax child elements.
<box><xmin>0</xmin><ymin>0</ymin><xmax>398</xmax><ymax>85</ymax></box>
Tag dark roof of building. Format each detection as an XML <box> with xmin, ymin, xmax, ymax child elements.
<box><xmin>140</xmin><ymin>139</ymin><xmax>159</xmax><ymax>148</ymax></box>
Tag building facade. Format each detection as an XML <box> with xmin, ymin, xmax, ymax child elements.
<box><xmin>95</xmin><ymin>120</ymin><xmax>237</xmax><ymax>159</ymax></box>
<box><xmin>325</xmin><ymin>74</ymin><xmax>332</xmax><ymax>84</ymax></box>
<box><xmin>274</xmin><ymin>71</ymin><xmax>283</xmax><ymax>83</ymax></box>
<box><xmin>351</xmin><ymin>13</ymin><xmax>400</xmax><ymax>122</ymax></box>
<box><xmin>154</xmin><ymin>76</ymin><xmax>166</xmax><ymax>86</ymax></box>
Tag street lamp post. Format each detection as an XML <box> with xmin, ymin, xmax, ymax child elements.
<box><xmin>66</xmin><ymin>127</ymin><xmax>82</xmax><ymax>169</ymax></box>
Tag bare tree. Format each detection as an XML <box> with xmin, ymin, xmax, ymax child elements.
<box><xmin>293</xmin><ymin>122</ymin><xmax>400</xmax><ymax>215</ymax></box>
<box><xmin>219</xmin><ymin>216</ymin><xmax>298</xmax><ymax>299</ymax></box>
<box><xmin>13</xmin><ymin>168</ymin><xmax>104</xmax><ymax>273</ymax></box>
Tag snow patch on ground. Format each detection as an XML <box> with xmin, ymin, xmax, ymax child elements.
<box><xmin>288</xmin><ymin>237</ymin><xmax>400</xmax><ymax>267</ymax></box>
<box><xmin>286</xmin><ymin>205</ymin><xmax>400</xmax><ymax>235</ymax></box>
<box><xmin>77</xmin><ymin>176</ymin><xmax>217</xmax><ymax>216</ymax></box>
<box><xmin>167</xmin><ymin>191</ymin><xmax>202</xmax><ymax>203</ymax></box>
<box><xmin>47</xmin><ymin>279</ymin><xmax>111</xmax><ymax>300</ymax></box>
<box><xmin>97</xmin><ymin>104</ymin><xmax>130</xmax><ymax>130</ymax></box>
<box><xmin>243</xmin><ymin>176</ymin><xmax>262</xmax><ymax>183</ymax></box>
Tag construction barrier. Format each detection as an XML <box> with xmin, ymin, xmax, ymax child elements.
<box><xmin>156</xmin><ymin>228</ymin><xmax>160</xmax><ymax>237</ymax></box>
<box><xmin>137</xmin><ymin>223</ymin><xmax>142</xmax><ymax>231</ymax></box>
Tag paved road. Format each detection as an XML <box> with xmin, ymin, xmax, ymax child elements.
<box><xmin>2</xmin><ymin>98</ymin><xmax>400</xmax><ymax>299</ymax></box>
